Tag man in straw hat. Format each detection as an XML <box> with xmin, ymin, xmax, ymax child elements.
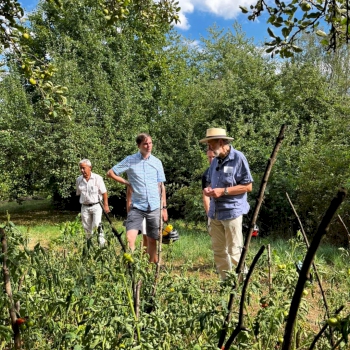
<box><xmin>200</xmin><ymin>128</ymin><xmax>253</xmax><ymax>280</ymax></box>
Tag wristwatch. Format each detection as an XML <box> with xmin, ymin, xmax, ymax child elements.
<box><xmin>224</xmin><ymin>187</ymin><xmax>229</xmax><ymax>196</ymax></box>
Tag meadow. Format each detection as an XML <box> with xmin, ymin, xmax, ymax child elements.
<box><xmin>1</xmin><ymin>199</ymin><xmax>350</xmax><ymax>349</ymax></box>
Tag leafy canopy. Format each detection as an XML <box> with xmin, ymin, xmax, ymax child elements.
<box><xmin>240</xmin><ymin>0</ymin><xmax>350</xmax><ymax>57</ymax></box>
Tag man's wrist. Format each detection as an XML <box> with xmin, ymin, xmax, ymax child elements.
<box><xmin>162</xmin><ymin>206</ymin><xmax>167</xmax><ymax>209</ymax></box>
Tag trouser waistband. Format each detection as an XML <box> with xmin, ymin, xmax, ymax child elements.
<box><xmin>82</xmin><ymin>202</ymin><xmax>99</xmax><ymax>207</ymax></box>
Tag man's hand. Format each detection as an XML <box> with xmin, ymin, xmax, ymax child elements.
<box><xmin>103</xmin><ymin>204</ymin><xmax>110</xmax><ymax>214</ymax></box>
<box><xmin>203</xmin><ymin>186</ymin><xmax>224</xmax><ymax>198</ymax></box>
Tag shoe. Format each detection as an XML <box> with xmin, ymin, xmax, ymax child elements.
<box><xmin>98</xmin><ymin>236</ymin><xmax>106</xmax><ymax>247</ymax></box>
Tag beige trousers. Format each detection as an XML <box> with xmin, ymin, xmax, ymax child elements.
<box><xmin>208</xmin><ymin>215</ymin><xmax>243</xmax><ymax>280</ymax></box>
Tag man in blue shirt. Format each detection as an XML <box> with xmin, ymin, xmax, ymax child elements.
<box><xmin>107</xmin><ymin>133</ymin><xmax>168</xmax><ymax>263</ymax></box>
<box><xmin>200</xmin><ymin>128</ymin><xmax>253</xmax><ymax>280</ymax></box>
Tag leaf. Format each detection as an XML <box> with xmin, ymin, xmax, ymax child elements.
<box><xmin>267</xmin><ymin>27</ymin><xmax>276</xmax><ymax>38</ymax></box>
<box><xmin>306</xmin><ymin>12</ymin><xmax>320</xmax><ymax>19</ymax></box>
<box><xmin>239</xmin><ymin>6</ymin><xmax>249</xmax><ymax>14</ymax></box>
<box><xmin>316</xmin><ymin>30</ymin><xmax>327</xmax><ymax>37</ymax></box>
<box><xmin>267</xmin><ymin>15</ymin><xmax>276</xmax><ymax>24</ymax></box>
<box><xmin>282</xmin><ymin>27</ymin><xmax>291</xmax><ymax>38</ymax></box>
<box><xmin>292</xmin><ymin>45</ymin><xmax>303</xmax><ymax>52</ymax></box>
<box><xmin>64</xmin><ymin>332</ymin><xmax>77</xmax><ymax>340</ymax></box>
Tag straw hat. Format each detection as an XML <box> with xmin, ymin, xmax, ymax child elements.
<box><xmin>199</xmin><ymin>128</ymin><xmax>233</xmax><ymax>143</ymax></box>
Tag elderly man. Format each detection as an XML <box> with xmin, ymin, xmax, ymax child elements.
<box><xmin>76</xmin><ymin>159</ymin><xmax>110</xmax><ymax>246</ymax></box>
<box><xmin>107</xmin><ymin>133</ymin><xmax>167</xmax><ymax>263</ymax></box>
<box><xmin>200</xmin><ymin>128</ymin><xmax>253</xmax><ymax>280</ymax></box>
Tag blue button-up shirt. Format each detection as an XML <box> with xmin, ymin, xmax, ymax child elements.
<box><xmin>112</xmin><ymin>152</ymin><xmax>166</xmax><ymax>211</ymax></box>
<box><xmin>208</xmin><ymin>146</ymin><xmax>253</xmax><ymax>220</ymax></box>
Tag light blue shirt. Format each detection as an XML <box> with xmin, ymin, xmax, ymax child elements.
<box><xmin>208</xmin><ymin>146</ymin><xmax>253</xmax><ymax>220</ymax></box>
<box><xmin>112</xmin><ymin>152</ymin><xmax>166</xmax><ymax>211</ymax></box>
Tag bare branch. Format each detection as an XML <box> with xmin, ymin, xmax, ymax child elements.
<box><xmin>282</xmin><ymin>188</ymin><xmax>347</xmax><ymax>350</ymax></box>
<box><xmin>224</xmin><ymin>246</ymin><xmax>266</xmax><ymax>349</ymax></box>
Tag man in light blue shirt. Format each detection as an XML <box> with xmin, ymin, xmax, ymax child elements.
<box><xmin>201</xmin><ymin>128</ymin><xmax>253</xmax><ymax>280</ymax></box>
<box><xmin>107</xmin><ymin>133</ymin><xmax>168</xmax><ymax>263</ymax></box>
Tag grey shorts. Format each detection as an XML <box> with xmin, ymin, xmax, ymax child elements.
<box><xmin>126</xmin><ymin>208</ymin><xmax>161</xmax><ymax>240</ymax></box>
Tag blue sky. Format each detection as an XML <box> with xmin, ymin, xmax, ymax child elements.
<box><xmin>19</xmin><ymin>0</ymin><xmax>271</xmax><ymax>45</ymax></box>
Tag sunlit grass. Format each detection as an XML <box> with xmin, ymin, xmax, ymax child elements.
<box><xmin>0</xmin><ymin>198</ymin><xmax>347</xmax><ymax>275</ymax></box>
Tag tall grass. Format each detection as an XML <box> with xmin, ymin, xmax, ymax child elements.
<box><xmin>0</xmin><ymin>198</ymin><xmax>346</xmax><ymax>273</ymax></box>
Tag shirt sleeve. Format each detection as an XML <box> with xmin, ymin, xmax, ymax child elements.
<box><xmin>112</xmin><ymin>157</ymin><xmax>130</xmax><ymax>176</ymax></box>
<box><xmin>236</xmin><ymin>154</ymin><xmax>253</xmax><ymax>185</ymax></box>
<box><xmin>157</xmin><ymin>160</ymin><xmax>166</xmax><ymax>183</ymax></box>
<box><xmin>97</xmin><ymin>176</ymin><xmax>107</xmax><ymax>194</ymax></box>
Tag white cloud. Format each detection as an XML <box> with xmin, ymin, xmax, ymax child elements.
<box><xmin>176</xmin><ymin>12</ymin><xmax>191</xmax><ymax>30</ymax></box>
<box><xmin>174</xmin><ymin>0</ymin><xmax>260</xmax><ymax>30</ymax></box>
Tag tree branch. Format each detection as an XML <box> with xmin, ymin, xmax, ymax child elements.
<box><xmin>223</xmin><ymin>246</ymin><xmax>266</xmax><ymax>349</ymax></box>
<box><xmin>282</xmin><ymin>188</ymin><xmax>347</xmax><ymax>350</ymax></box>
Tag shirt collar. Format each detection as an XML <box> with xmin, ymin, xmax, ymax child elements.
<box><xmin>137</xmin><ymin>151</ymin><xmax>152</xmax><ymax>160</ymax></box>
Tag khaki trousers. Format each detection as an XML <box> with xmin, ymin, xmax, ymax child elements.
<box><xmin>208</xmin><ymin>215</ymin><xmax>243</xmax><ymax>280</ymax></box>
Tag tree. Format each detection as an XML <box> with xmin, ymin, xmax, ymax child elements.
<box><xmin>0</xmin><ymin>0</ymin><xmax>181</xmax><ymax>206</ymax></box>
<box><xmin>241</xmin><ymin>0</ymin><xmax>350</xmax><ymax>57</ymax></box>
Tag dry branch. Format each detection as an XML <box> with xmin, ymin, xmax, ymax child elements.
<box><xmin>236</xmin><ymin>124</ymin><xmax>286</xmax><ymax>275</ymax></box>
<box><xmin>286</xmin><ymin>193</ymin><xmax>331</xmax><ymax>318</ymax></box>
<box><xmin>146</xmin><ymin>184</ymin><xmax>164</xmax><ymax>313</ymax></box>
<box><xmin>223</xmin><ymin>246</ymin><xmax>266</xmax><ymax>350</ymax></box>
<box><xmin>99</xmin><ymin>201</ymin><xmax>127</xmax><ymax>252</ymax></box>
<box><xmin>282</xmin><ymin>188</ymin><xmax>347</xmax><ymax>350</ymax></box>
<box><xmin>337</xmin><ymin>214</ymin><xmax>350</xmax><ymax>246</ymax></box>
<box><xmin>267</xmin><ymin>244</ymin><xmax>272</xmax><ymax>292</ymax></box>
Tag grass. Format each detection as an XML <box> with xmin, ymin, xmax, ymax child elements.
<box><xmin>0</xmin><ymin>198</ymin><xmax>79</xmax><ymax>248</ymax></box>
<box><xmin>0</xmin><ymin>198</ymin><xmax>346</xmax><ymax>273</ymax></box>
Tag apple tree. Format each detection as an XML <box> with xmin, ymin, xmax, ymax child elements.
<box><xmin>240</xmin><ymin>0</ymin><xmax>350</xmax><ymax>57</ymax></box>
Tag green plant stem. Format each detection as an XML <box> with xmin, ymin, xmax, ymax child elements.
<box><xmin>121</xmin><ymin>274</ymin><xmax>141</xmax><ymax>342</ymax></box>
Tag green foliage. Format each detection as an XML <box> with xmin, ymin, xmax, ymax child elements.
<box><xmin>0</xmin><ymin>0</ymin><xmax>24</xmax><ymax>55</ymax></box>
<box><xmin>242</xmin><ymin>0</ymin><xmax>350</xmax><ymax>57</ymax></box>
<box><xmin>1</xmin><ymin>1</ymin><xmax>350</xmax><ymax>237</ymax></box>
<box><xmin>2</xmin><ymin>221</ymin><xmax>350</xmax><ymax>349</ymax></box>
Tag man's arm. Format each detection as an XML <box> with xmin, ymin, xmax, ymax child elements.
<box><xmin>106</xmin><ymin>169</ymin><xmax>131</xmax><ymax>187</ymax></box>
<box><xmin>102</xmin><ymin>192</ymin><xmax>110</xmax><ymax>213</ymax></box>
<box><xmin>161</xmin><ymin>183</ymin><xmax>168</xmax><ymax>222</ymax></box>
<box><xmin>204</xmin><ymin>183</ymin><xmax>252</xmax><ymax>198</ymax></box>
<box><xmin>202</xmin><ymin>191</ymin><xmax>210</xmax><ymax>215</ymax></box>
<box><xmin>126</xmin><ymin>185</ymin><xmax>132</xmax><ymax>214</ymax></box>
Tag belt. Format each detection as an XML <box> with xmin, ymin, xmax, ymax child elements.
<box><xmin>83</xmin><ymin>202</ymin><xmax>99</xmax><ymax>207</ymax></box>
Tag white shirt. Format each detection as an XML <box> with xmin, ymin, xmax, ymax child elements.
<box><xmin>76</xmin><ymin>172</ymin><xmax>107</xmax><ymax>204</ymax></box>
